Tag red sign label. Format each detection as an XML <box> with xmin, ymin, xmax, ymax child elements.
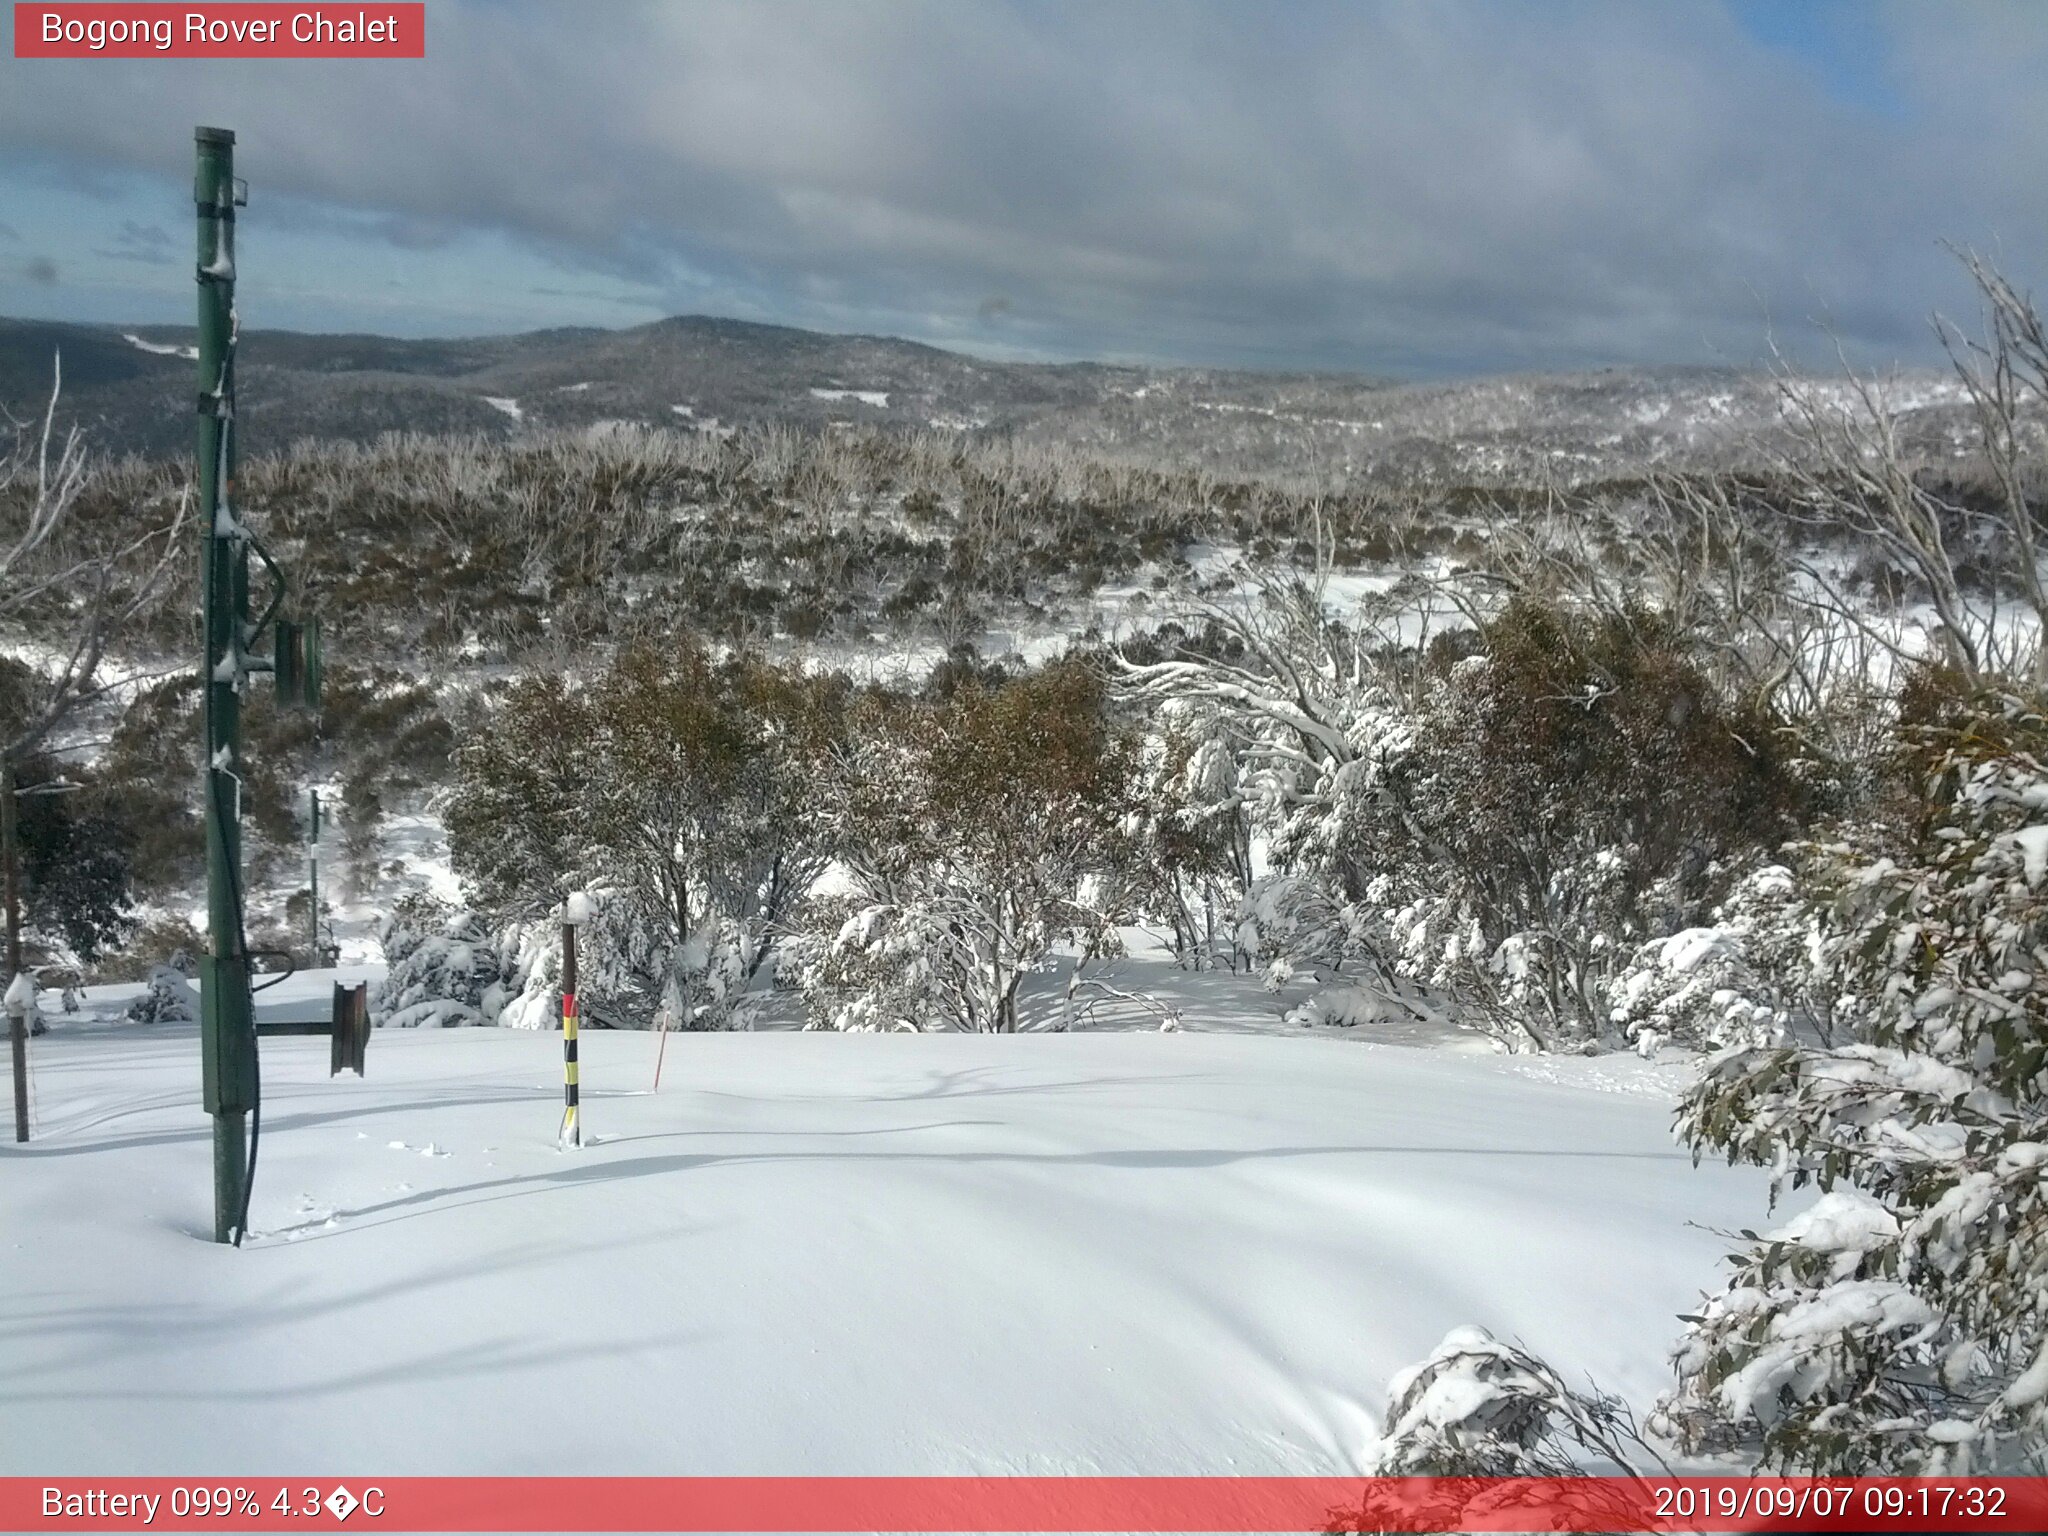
<box><xmin>14</xmin><ymin>4</ymin><xmax>425</xmax><ymax>58</ymax></box>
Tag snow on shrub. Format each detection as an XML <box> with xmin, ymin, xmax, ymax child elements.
<box><xmin>1118</xmin><ymin>721</ymin><xmax>1251</xmax><ymax>970</ymax></box>
<box><xmin>798</xmin><ymin>663</ymin><xmax>1133</xmax><ymax>1033</ymax></box>
<box><xmin>125</xmin><ymin>963</ymin><xmax>197</xmax><ymax>1025</ymax></box>
<box><xmin>445</xmin><ymin>643</ymin><xmax>833</xmax><ymax>1029</ymax></box>
<box><xmin>1235</xmin><ymin>873</ymin><xmax>1370</xmax><ymax>989</ymax></box>
<box><xmin>1126</xmin><ymin>591</ymin><xmax>1805</xmax><ymax>1055</ymax></box>
<box><xmin>486</xmin><ymin>885</ymin><xmax>733</xmax><ymax>1031</ymax></box>
<box><xmin>1663</xmin><ymin>693</ymin><xmax>2048</xmax><ymax>1472</ymax></box>
<box><xmin>1282</xmin><ymin>981</ymin><xmax>1425</xmax><ymax>1031</ymax></box>
<box><xmin>1363</xmin><ymin>1326</ymin><xmax>1659</xmax><ymax>1478</ymax></box>
<box><xmin>1603</xmin><ymin>869</ymin><xmax>1801</xmax><ymax>1055</ymax></box>
<box><xmin>374</xmin><ymin>894</ymin><xmax>505</xmax><ymax>1028</ymax></box>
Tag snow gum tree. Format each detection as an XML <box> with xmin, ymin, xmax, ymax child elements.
<box><xmin>1119</xmin><ymin>718</ymin><xmax>1252</xmax><ymax>970</ymax></box>
<box><xmin>445</xmin><ymin>673</ymin><xmax>588</xmax><ymax>918</ymax></box>
<box><xmin>1390</xmin><ymin>598</ymin><xmax>1805</xmax><ymax>1048</ymax></box>
<box><xmin>803</xmin><ymin>660</ymin><xmax>1136</xmax><ymax>1032</ymax></box>
<box><xmin>1127</xmin><ymin>580</ymin><xmax>1805</xmax><ymax>1049</ymax></box>
<box><xmin>590</xmin><ymin>643</ymin><xmax>839</xmax><ymax>1023</ymax></box>
<box><xmin>446</xmin><ymin>640</ymin><xmax>840</xmax><ymax>1025</ymax></box>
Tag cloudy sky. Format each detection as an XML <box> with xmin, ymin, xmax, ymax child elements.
<box><xmin>2</xmin><ymin>0</ymin><xmax>2044</xmax><ymax>376</ymax></box>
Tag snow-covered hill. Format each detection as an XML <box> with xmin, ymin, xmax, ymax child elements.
<box><xmin>0</xmin><ymin>311</ymin><xmax>1976</xmax><ymax>478</ymax></box>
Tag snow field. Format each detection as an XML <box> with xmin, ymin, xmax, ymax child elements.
<box><xmin>4</xmin><ymin>1018</ymin><xmax>1777</xmax><ymax>1477</ymax></box>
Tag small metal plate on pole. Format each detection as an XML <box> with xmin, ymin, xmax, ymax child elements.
<box><xmin>329</xmin><ymin>982</ymin><xmax>369</xmax><ymax>1077</ymax></box>
<box><xmin>273</xmin><ymin>618</ymin><xmax>302</xmax><ymax>705</ymax></box>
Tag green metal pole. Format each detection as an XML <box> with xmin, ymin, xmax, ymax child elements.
<box><xmin>307</xmin><ymin>787</ymin><xmax>320</xmax><ymax>961</ymax></box>
<box><xmin>195</xmin><ymin>126</ymin><xmax>253</xmax><ymax>1244</ymax></box>
<box><xmin>4</xmin><ymin>762</ymin><xmax>26</xmax><ymax>1144</ymax></box>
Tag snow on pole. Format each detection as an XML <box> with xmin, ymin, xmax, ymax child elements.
<box><xmin>560</xmin><ymin>893</ymin><xmax>587</xmax><ymax>1147</ymax></box>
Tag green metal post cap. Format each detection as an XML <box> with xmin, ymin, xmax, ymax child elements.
<box><xmin>195</xmin><ymin>126</ymin><xmax>236</xmax><ymax>146</ymax></box>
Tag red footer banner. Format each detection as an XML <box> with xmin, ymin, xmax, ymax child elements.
<box><xmin>2</xmin><ymin>1478</ymin><xmax>2044</xmax><ymax>1533</ymax></box>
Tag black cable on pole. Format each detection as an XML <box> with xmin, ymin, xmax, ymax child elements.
<box><xmin>207</xmin><ymin>767</ymin><xmax>261</xmax><ymax>1248</ymax></box>
<box><xmin>237</xmin><ymin>1037</ymin><xmax>259</xmax><ymax>1250</ymax></box>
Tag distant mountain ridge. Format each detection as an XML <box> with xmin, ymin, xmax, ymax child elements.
<box><xmin>0</xmin><ymin>312</ymin><xmax>1971</xmax><ymax>477</ymax></box>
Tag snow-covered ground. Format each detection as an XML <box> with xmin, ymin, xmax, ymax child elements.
<box><xmin>122</xmin><ymin>332</ymin><xmax>198</xmax><ymax>361</ymax></box>
<box><xmin>809</xmin><ymin>387</ymin><xmax>890</xmax><ymax>408</ymax></box>
<box><xmin>4</xmin><ymin>986</ymin><xmax>1773</xmax><ymax>1476</ymax></box>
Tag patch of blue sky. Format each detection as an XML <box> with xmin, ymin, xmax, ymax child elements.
<box><xmin>0</xmin><ymin>157</ymin><xmax>676</xmax><ymax>336</ymax></box>
<box><xmin>1725</xmin><ymin>0</ymin><xmax>1912</xmax><ymax>121</ymax></box>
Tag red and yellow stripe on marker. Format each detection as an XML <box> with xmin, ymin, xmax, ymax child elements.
<box><xmin>560</xmin><ymin>989</ymin><xmax>580</xmax><ymax>1146</ymax></box>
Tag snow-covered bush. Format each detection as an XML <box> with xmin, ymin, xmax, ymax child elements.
<box><xmin>799</xmin><ymin>661</ymin><xmax>1134</xmax><ymax>1032</ymax></box>
<box><xmin>1235</xmin><ymin>873</ymin><xmax>1362</xmax><ymax>987</ymax></box>
<box><xmin>445</xmin><ymin>642</ymin><xmax>837</xmax><ymax>1027</ymax></box>
<box><xmin>1664</xmin><ymin>692</ymin><xmax>2048</xmax><ymax>1472</ymax></box>
<box><xmin>1606</xmin><ymin>925</ymin><xmax>1779</xmax><ymax>1055</ymax></box>
<box><xmin>1385</xmin><ymin>601</ymin><xmax>1805</xmax><ymax>1050</ymax></box>
<box><xmin>1603</xmin><ymin>864</ymin><xmax>1830</xmax><ymax>1054</ymax></box>
<box><xmin>1118</xmin><ymin>722</ymin><xmax>1251</xmax><ymax>970</ymax></box>
<box><xmin>125</xmin><ymin>963</ymin><xmax>197</xmax><ymax>1024</ymax></box>
<box><xmin>374</xmin><ymin>893</ymin><xmax>505</xmax><ymax>1028</ymax></box>
<box><xmin>1364</xmin><ymin>1326</ymin><xmax>1659</xmax><ymax>1477</ymax></box>
<box><xmin>489</xmin><ymin>885</ymin><xmax>752</xmax><ymax>1031</ymax></box>
<box><xmin>1125</xmin><ymin>587</ymin><xmax>1808</xmax><ymax>1054</ymax></box>
<box><xmin>1330</xmin><ymin>1327</ymin><xmax>1663</xmax><ymax>1536</ymax></box>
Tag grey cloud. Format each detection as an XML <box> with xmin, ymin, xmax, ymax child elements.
<box><xmin>0</xmin><ymin>222</ymin><xmax>18</xmax><ymax>242</ymax></box>
<box><xmin>94</xmin><ymin>218</ymin><xmax>174</xmax><ymax>263</ymax></box>
<box><xmin>24</xmin><ymin>257</ymin><xmax>58</xmax><ymax>285</ymax></box>
<box><xmin>1</xmin><ymin>0</ymin><xmax>2043</xmax><ymax>372</ymax></box>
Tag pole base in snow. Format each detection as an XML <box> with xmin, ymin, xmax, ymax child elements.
<box><xmin>9</xmin><ymin>1012</ymin><xmax>25</xmax><ymax>1143</ymax></box>
<box><xmin>212</xmin><ymin>1110</ymin><xmax>246</xmax><ymax>1243</ymax></box>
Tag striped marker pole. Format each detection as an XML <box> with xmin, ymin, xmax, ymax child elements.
<box><xmin>560</xmin><ymin>917</ymin><xmax>580</xmax><ymax>1147</ymax></box>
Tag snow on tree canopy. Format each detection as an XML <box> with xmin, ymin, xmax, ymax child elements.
<box><xmin>1664</xmin><ymin>691</ymin><xmax>2048</xmax><ymax>1473</ymax></box>
<box><xmin>374</xmin><ymin>897</ymin><xmax>506</xmax><ymax>1029</ymax></box>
